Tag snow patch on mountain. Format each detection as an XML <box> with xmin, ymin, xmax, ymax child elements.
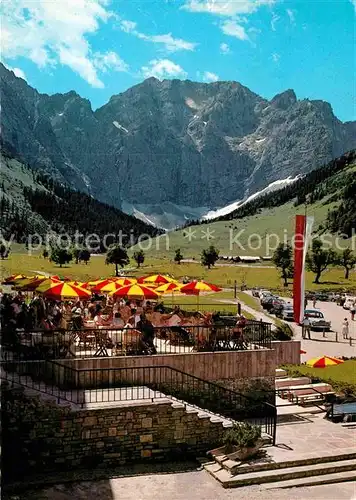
<box><xmin>202</xmin><ymin>175</ymin><xmax>301</xmax><ymax>220</ymax></box>
<box><xmin>113</xmin><ymin>121</ymin><xmax>129</xmax><ymax>133</ymax></box>
<box><xmin>185</xmin><ymin>97</ymin><xmax>199</xmax><ymax>110</ymax></box>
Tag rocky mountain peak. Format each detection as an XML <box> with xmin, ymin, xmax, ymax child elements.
<box><xmin>271</xmin><ymin>89</ymin><xmax>297</xmax><ymax>110</ymax></box>
<box><xmin>1</xmin><ymin>62</ymin><xmax>355</xmax><ymax>228</ymax></box>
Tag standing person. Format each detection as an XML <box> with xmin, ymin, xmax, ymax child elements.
<box><xmin>312</xmin><ymin>296</ymin><xmax>317</xmax><ymax>309</ymax></box>
<box><xmin>342</xmin><ymin>318</ymin><xmax>349</xmax><ymax>339</ymax></box>
<box><xmin>351</xmin><ymin>304</ymin><xmax>356</xmax><ymax>321</ymax></box>
<box><xmin>302</xmin><ymin>315</ymin><xmax>311</xmax><ymax>340</ymax></box>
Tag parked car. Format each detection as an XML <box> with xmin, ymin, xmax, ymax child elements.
<box><xmin>276</xmin><ymin>304</ymin><xmax>294</xmax><ymax>320</ymax></box>
<box><xmin>343</xmin><ymin>297</ymin><xmax>356</xmax><ymax>310</ymax></box>
<box><xmin>252</xmin><ymin>288</ymin><xmax>260</xmax><ymax>297</ymax></box>
<box><xmin>261</xmin><ymin>295</ymin><xmax>276</xmax><ymax>309</ymax></box>
<box><xmin>306</xmin><ymin>292</ymin><xmax>330</xmax><ymax>302</ymax></box>
<box><xmin>302</xmin><ymin>309</ymin><xmax>331</xmax><ymax>331</ymax></box>
<box><xmin>259</xmin><ymin>290</ymin><xmax>272</xmax><ymax>299</ymax></box>
<box><xmin>269</xmin><ymin>298</ymin><xmax>286</xmax><ymax>314</ymax></box>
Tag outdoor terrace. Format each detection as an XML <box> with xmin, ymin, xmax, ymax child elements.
<box><xmin>2</xmin><ymin>319</ymin><xmax>272</xmax><ymax>361</ymax></box>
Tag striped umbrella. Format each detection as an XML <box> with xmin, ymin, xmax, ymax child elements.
<box><xmin>14</xmin><ymin>276</ymin><xmax>61</xmax><ymax>291</ymax></box>
<box><xmin>2</xmin><ymin>274</ymin><xmax>28</xmax><ymax>284</ymax></box>
<box><xmin>155</xmin><ymin>282</ymin><xmax>182</xmax><ymax>293</ymax></box>
<box><xmin>113</xmin><ymin>277</ymin><xmax>137</xmax><ymax>286</ymax></box>
<box><xmin>306</xmin><ymin>356</ymin><xmax>344</xmax><ymax>368</ymax></box>
<box><xmin>38</xmin><ymin>282</ymin><xmax>91</xmax><ymax>299</ymax></box>
<box><xmin>180</xmin><ymin>280</ymin><xmax>222</xmax><ymax>295</ymax></box>
<box><xmin>99</xmin><ymin>281</ymin><xmax>125</xmax><ymax>294</ymax></box>
<box><xmin>156</xmin><ymin>282</ymin><xmax>183</xmax><ymax>305</ymax></box>
<box><xmin>138</xmin><ymin>274</ymin><xmax>175</xmax><ymax>285</ymax></box>
<box><xmin>91</xmin><ymin>279</ymin><xmax>115</xmax><ymax>292</ymax></box>
<box><xmin>180</xmin><ymin>280</ymin><xmax>222</xmax><ymax>307</ymax></box>
<box><xmin>109</xmin><ymin>283</ymin><xmax>161</xmax><ymax>300</ymax></box>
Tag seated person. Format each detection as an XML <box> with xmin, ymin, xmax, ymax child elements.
<box><xmin>137</xmin><ymin>313</ymin><xmax>157</xmax><ymax>354</ymax></box>
<box><xmin>129</xmin><ymin>308</ymin><xmax>141</xmax><ymax>327</ymax></box>
<box><xmin>72</xmin><ymin>307</ymin><xmax>84</xmax><ymax>330</ymax></box>
<box><xmin>112</xmin><ymin>312</ymin><xmax>125</xmax><ymax>328</ymax></box>
<box><xmin>93</xmin><ymin>310</ymin><xmax>107</xmax><ymax>327</ymax></box>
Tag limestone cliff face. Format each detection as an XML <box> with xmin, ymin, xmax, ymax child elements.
<box><xmin>1</xmin><ymin>63</ymin><xmax>355</xmax><ymax>211</ymax></box>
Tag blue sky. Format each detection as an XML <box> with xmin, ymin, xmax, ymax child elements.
<box><xmin>2</xmin><ymin>0</ymin><xmax>355</xmax><ymax>121</ymax></box>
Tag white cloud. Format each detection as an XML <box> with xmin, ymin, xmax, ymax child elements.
<box><xmin>220</xmin><ymin>42</ymin><xmax>230</xmax><ymax>54</ymax></box>
<box><xmin>120</xmin><ymin>20</ymin><xmax>137</xmax><ymax>33</ymax></box>
<box><xmin>182</xmin><ymin>0</ymin><xmax>275</xmax><ymax>16</ymax></box>
<box><xmin>182</xmin><ymin>0</ymin><xmax>274</xmax><ymax>42</ymax></box>
<box><xmin>271</xmin><ymin>12</ymin><xmax>280</xmax><ymax>31</ymax></box>
<box><xmin>286</xmin><ymin>8</ymin><xmax>296</xmax><ymax>24</ymax></box>
<box><xmin>0</xmin><ymin>0</ymin><xmax>128</xmax><ymax>87</ymax></box>
<box><xmin>4</xmin><ymin>64</ymin><xmax>27</xmax><ymax>80</ymax></box>
<box><xmin>272</xmin><ymin>52</ymin><xmax>280</xmax><ymax>63</ymax></box>
<box><xmin>141</xmin><ymin>59</ymin><xmax>188</xmax><ymax>80</ymax></box>
<box><xmin>221</xmin><ymin>20</ymin><xmax>249</xmax><ymax>40</ymax></box>
<box><xmin>93</xmin><ymin>51</ymin><xmax>128</xmax><ymax>73</ymax></box>
<box><xmin>203</xmin><ymin>71</ymin><xmax>219</xmax><ymax>82</ymax></box>
<box><xmin>351</xmin><ymin>0</ymin><xmax>356</xmax><ymax>10</ymax></box>
<box><xmin>120</xmin><ymin>19</ymin><xmax>197</xmax><ymax>52</ymax></box>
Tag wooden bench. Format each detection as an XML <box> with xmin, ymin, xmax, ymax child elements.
<box><xmin>297</xmin><ymin>391</ymin><xmax>335</xmax><ymax>406</ymax></box>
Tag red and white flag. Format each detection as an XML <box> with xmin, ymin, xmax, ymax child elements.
<box><xmin>293</xmin><ymin>215</ymin><xmax>314</xmax><ymax>324</ymax></box>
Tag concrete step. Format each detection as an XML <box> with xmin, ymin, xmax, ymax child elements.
<box><xmin>205</xmin><ymin>459</ymin><xmax>356</xmax><ymax>488</ymax></box>
<box><xmin>219</xmin><ymin>452</ymin><xmax>356</xmax><ymax>476</ymax></box>
<box><xmin>265</xmin><ymin>470</ymin><xmax>356</xmax><ymax>489</ymax></box>
<box><xmin>275</xmin><ymin>377</ymin><xmax>311</xmax><ymax>389</ymax></box>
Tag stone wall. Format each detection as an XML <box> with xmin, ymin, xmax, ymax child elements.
<box><xmin>2</xmin><ymin>384</ymin><xmax>225</xmax><ymax>482</ymax></box>
<box><xmin>51</xmin><ymin>349</ymin><xmax>276</xmax><ymax>390</ymax></box>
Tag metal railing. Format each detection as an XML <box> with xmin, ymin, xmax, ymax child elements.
<box><xmin>1</xmin><ymin>361</ymin><xmax>277</xmax><ymax>444</ymax></box>
<box><xmin>0</xmin><ymin>359</ymin><xmax>79</xmax><ymax>407</ymax></box>
<box><xmin>1</xmin><ymin>320</ymin><xmax>272</xmax><ymax>360</ymax></box>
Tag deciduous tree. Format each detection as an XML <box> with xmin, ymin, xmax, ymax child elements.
<box><xmin>106</xmin><ymin>245</ymin><xmax>129</xmax><ymax>276</ymax></box>
<box><xmin>201</xmin><ymin>245</ymin><xmax>219</xmax><ymax>269</ymax></box>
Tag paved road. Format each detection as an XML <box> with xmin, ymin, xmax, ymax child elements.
<box><xmin>284</xmin><ymin>298</ymin><xmax>356</xmax><ymax>360</ymax></box>
<box><xmin>239</xmin><ymin>292</ymin><xmax>356</xmax><ymax>360</ymax></box>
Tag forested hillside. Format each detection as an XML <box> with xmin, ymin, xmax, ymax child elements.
<box><xmin>207</xmin><ymin>150</ymin><xmax>356</xmax><ymax>237</ymax></box>
<box><xmin>0</xmin><ymin>149</ymin><xmax>161</xmax><ymax>245</ymax></box>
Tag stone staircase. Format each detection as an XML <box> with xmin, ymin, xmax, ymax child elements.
<box><xmin>204</xmin><ymin>452</ymin><xmax>356</xmax><ymax>488</ymax></box>
<box><xmin>1</xmin><ymin>368</ymin><xmax>238</xmax><ymax>430</ymax></box>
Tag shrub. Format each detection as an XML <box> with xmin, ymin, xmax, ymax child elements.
<box><xmin>273</xmin><ymin>321</ymin><xmax>294</xmax><ymax>341</ymax></box>
<box><xmin>222</xmin><ymin>422</ymin><xmax>261</xmax><ymax>450</ymax></box>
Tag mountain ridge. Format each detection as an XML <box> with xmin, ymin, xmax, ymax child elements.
<box><xmin>1</xmin><ymin>63</ymin><xmax>355</xmax><ymax>228</ymax></box>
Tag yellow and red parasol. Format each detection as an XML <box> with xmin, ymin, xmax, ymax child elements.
<box><xmin>109</xmin><ymin>283</ymin><xmax>161</xmax><ymax>300</ymax></box>
<box><xmin>180</xmin><ymin>280</ymin><xmax>222</xmax><ymax>295</ymax></box>
<box><xmin>14</xmin><ymin>276</ymin><xmax>61</xmax><ymax>291</ymax></box>
<box><xmin>2</xmin><ymin>274</ymin><xmax>28</xmax><ymax>284</ymax></box>
<box><xmin>113</xmin><ymin>277</ymin><xmax>137</xmax><ymax>286</ymax></box>
<box><xmin>138</xmin><ymin>274</ymin><xmax>175</xmax><ymax>285</ymax></box>
<box><xmin>37</xmin><ymin>282</ymin><xmax>91</xmax><ymax>299</ymax></box>
<box><xmin>306</xmin><ymin>356</ymin><xmax>344</xmax><ymax>368</ymax></box>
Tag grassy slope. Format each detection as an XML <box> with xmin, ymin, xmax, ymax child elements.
<box><xmin>132</xmin><ymin>163</ymin><xmax>356</xmax><ymax>260</ymax></box>
<box><xmin>1</xmin><ymin>251</ymin><xmax>356</xmax><ymax>294</ymax></box>
<box><xmin>284</xmin><ymin>361</ymin><xmax>356</xmax><ymax>389</ymax></box>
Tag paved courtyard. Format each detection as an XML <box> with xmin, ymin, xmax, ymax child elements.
<box><xmin>15</xmin><ymin>470</ymin><xmax>356</xmax><ymax>500</ymax></box>
<box><xmin>272</xmin><ymin>412</ymin><xmax>356</xmax><ymax>462</ymax></box>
